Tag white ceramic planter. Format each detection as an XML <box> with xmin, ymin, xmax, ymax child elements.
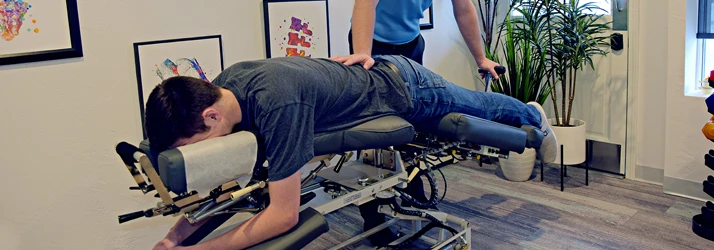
<box><xmin>549</xmin><ymin>118</ymin><xmax>587</xmax><ymax>165</ymax></box>
<box><xmin>501</xmin><ymin>148</ymin><xmax>536</xmax><ymax>181</ymax></box>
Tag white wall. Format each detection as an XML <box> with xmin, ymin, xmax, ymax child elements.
<box><xmin>635</xmin><ymin>0</ymin><xmax>713</xmax><ymax>200</ymax></box>
<box><xmin>662</xmin><ymin>0</ymin><xmax>714</xmax><ymax>199</ymax></box>
<box><xmin>0</xmin><ymin>0</ymin><xmax>479</xmax><ymax>249</ymax></box>
<box><xmin>635</xmin><ymin>0</ymin><xmax>668</xmax><ymax>174</ymax></box>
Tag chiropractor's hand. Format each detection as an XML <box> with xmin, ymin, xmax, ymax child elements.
<box><xmin>329</xmin><ymin>53</ymin><xmax>375</xmax><ymax>70</ymax></box>
<box><xmin>477</xmin><ymin>58</ymin><xmax>502</xmax><ymax>80</ymax></box>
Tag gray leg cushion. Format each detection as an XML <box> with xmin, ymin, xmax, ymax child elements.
<box><xmin>413</xmin><ymin>112</ymin><xmax>543</xmax><ymax>154</ymax></box>
<box><xmin>246</xmin><ymin>207</ymin><xmax>330</xmax><ymax>250</ymax></box>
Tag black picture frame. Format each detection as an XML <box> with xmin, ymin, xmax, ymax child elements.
<box><xmin>263</xmin><ymin>0</ymin><xmax>331</xmax><ymax>58</ymax></box>
<box><xmin>0</xmin><ymin>0</ymin><xmax>83</xmax><ymax>66</ymax></box>
<box><xmin>133</xmin><ymin>35</ymin><xmax>225</xmax><ymax>138</ymax></box>
<box><xmin>420</xmin><ymin>5</ymin><xmax>434</xmax><ymax>30</ymax></box>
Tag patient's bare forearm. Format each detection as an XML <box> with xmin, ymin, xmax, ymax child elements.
<box><xmin>352</xmin><ymin>0</ymin><xmax>378</xmax><ymax>55</ymax></box>
<box><xmin>165</xmin><ymin>217</ymin><xmax>209</xmax><ymax>244</ymax></box>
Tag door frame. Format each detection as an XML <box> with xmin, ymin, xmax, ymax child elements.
<box><xmin>624</xmin><ymin>0</ymin><xmax>640</xmax><ymax>179</ymax></box>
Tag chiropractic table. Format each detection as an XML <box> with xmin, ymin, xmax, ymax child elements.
<box><xmin>114</xmin><ymin>71</ymin><xmax>545</xmax><ymax>249</ymax></box>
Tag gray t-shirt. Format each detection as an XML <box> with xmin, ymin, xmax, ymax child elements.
<box><xmin>212</xmin><ymin>56</ymin><xmax>413</xmax><ymax>181</ymax></box>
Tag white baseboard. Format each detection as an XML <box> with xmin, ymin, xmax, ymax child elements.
<box><xmin>663</xmin><ymin>176</ymin><xmax>713</xmax><ymax>202</ymax></box>
<box><xmin>634</xmin><ymin>164</ymin><xmax>664</xmax><ymax>185</ymax></box>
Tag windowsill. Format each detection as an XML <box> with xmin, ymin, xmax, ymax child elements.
<box><xmin>685</xmin><ymin>86</ymin><xmax>714</xmax><ymax>98</ymax></box>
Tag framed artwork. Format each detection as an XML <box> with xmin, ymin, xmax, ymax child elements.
<box><xmin>420</xmin><ymin>5</ymin><xmax>434</xmax><ymax>30</ymax></box>
<box><xmin>0</xmin><ymin>0</ymin><xmax>83</xmax><ymax>66</ymax></box>
<box><xmin>133</xmin><ymin>35</ymin><xmax>224</xmax><ymax>138</ymax></box>
<box><xmin>263</xmin><ymin>0</ymin><xmax>331</xmax><ymax>58</ymax></box>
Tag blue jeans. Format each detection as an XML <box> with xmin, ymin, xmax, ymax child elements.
<box><xmin>373</xmin><ymin>55</ymin><xmax>542</xmax><ymax>128</ymax></box>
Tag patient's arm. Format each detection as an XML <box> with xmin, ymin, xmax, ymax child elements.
<box><xmin>178</xmin><ymin>170</ymin><xmax>302</xmax><ymax>250</ymax></box>
<box><xmin>153</xmin><ymin>217</ymin><xmax>210</xmax><ymax>250</ymax></box>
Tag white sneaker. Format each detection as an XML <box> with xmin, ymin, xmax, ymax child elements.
<box><xmin>527</xmin><ymin>102</ymin><xmax>558</xmax><ymax>163</ymax></box>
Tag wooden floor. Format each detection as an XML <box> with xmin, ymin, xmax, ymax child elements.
<box><xmin>308</xmin><ymin>159</ymin><xmax>714</xmax><ymax>250</ymax></box>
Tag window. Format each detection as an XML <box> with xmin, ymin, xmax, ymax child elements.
<box><xmin>698</xmin><ymin>0</ymin><xmax>714</xmax><ymax>39</ymax></box>
<box><xmin>697</xmin><ymin>40</ymin><xmax>714</xmax><ymax>90</ymax></box>
<box><xmin>697</xmin><ymin>0</ymin><xmax>714</xmax><ymax>91</ymax></box>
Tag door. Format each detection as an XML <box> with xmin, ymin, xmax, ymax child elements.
<box><xmin>542</xmin><ymin>0</ymin><xmax>629</xmax><ymax>175</ymax></box>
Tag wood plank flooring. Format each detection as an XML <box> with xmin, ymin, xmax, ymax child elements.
<box><xmin>307</xmin><ymin>160</ymin><xmax>714</xmax><ymax>249</ymax></box>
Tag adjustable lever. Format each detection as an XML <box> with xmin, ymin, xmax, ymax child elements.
<box><xmin>230</xmin><ymin>181</ymin><xmax>266</xmax><ymax>201</ymax></box>
<box><xmin>129</xmin><ymin>184</ymin><xmax>155</xmax><ymax>193</ymax></box>
<box><xmin>118</xmin><ymin>209</ymin><xmax>154</xmax><ymax>224</ymax></box>
<box><xmin>118</xmin><ymin>211</ymin><xmax>145</xmax><ymax>224</ymax></box>
<box><xmin>301</xmin><ymin>159</ymin><xmax>331</xmax><ymax>187</ymax></box>
<box><xmin>333</xmin><ymin>152</ymin><xmax>354</xmax><ymax>173</ymax></box>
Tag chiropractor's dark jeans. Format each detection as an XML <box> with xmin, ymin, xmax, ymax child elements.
<box><xmin>348</xmin><ymin>30</ymin><xmax>425</xmax><ymax>64</ymax></box>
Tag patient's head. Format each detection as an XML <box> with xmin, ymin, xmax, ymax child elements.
<box><xmin>144</xmin><ymin>76</ymin><xmax>241</xmax><ymax>152</ymax></box>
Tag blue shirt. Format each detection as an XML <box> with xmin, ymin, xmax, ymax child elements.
<box><xmin>373</xmin><ymin>0</ymin><xmax>433</xmax><ymax>44</ymax></box>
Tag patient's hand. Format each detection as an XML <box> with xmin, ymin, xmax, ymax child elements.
<box><xmin>152</xmin><ymin>238</ymin><xmax>179</xmax><ymax>250</ymax></box>
<box><xmin>329</xmin><ymin>54</ymin><xmax>375</xmax><ymax>70</ymax></box>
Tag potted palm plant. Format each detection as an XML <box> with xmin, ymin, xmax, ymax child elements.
<box><xmin>546</xmin><ymin>0</ymin><xmax>611</xmax><ymax>165</ymax></box>
<box><xmin>478</xmin><ymin>0</ymin><xmax>553</xmax><ymax>181</ymax></box>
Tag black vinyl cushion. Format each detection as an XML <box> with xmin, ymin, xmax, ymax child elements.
<box><xmin>140</xmin><ymin>139</ymin><xmax>187</xmax><ymax>194</ymax></box>
<box><xmin>246</xmin><ymin>207</ymin><xmax>330</xmax><ymax>250</ymax></box>
<box><xmin>413</xmin><ymin>112</ymin><xmax>543</xmax><ymax>154</ymax></box>
<box><xmin>313</xmin><ymin>115</ymin><xmax>415</xmax><ymax>156</ymax></box>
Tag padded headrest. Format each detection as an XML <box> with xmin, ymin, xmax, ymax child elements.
<box><xmin>156</xmin><ymin>131</ymin><xmax>262</xmax><ymax>196</ymax></box>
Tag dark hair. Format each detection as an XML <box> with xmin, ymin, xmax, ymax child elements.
<box><xmin>144</xmin><ymin>76</ymin><xmax>222</xmax><ymax>152</ymax></box>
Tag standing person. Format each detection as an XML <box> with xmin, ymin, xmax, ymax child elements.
<box><xmin>331</xmin><ymin>0</ymin><xmax>501</xmax><ymax>79</ymax></box>
<box><xmin>330</xmin><ymin>1</ymin><xmax>504</xmax><ymax>245</ymax></box>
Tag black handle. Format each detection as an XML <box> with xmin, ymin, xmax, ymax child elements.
<box><xmin>333</xmin><ymin>153</ymin><xmax>352</xmax><ymax>173</ymax></box>
<box><xmin>118</xmin><ymin>210</ymin><xmax>145</xmax><ymax>224</ymax></box>
<box><xmin>611</xmin><ymin>33</ymin><xmax>624</xmax><ymax>51</ymax></box>
<box><xmin>478</xmin><ymin>66</ymin><xmax>506</xmax><ymax>75</ymax></box>
<box><xmin>116</xmin><ymin>141</ymin><xmax>141</xmax><ymax>165</ymax></box>
<box><xmin>333</xmin><ymin>157</ymin><xmax>346</xmax><ymax>173</ymax></box>
<box><xmin>300</xmin><ymin>192</ymin><xmax>317</xmax><ymax>206</ymax></box>
<box><xmin>130</xmin><ymin>184</ymin><xmax>155</xmax><ymax>193</ymax></box>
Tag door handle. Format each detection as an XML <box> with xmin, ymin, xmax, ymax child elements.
<box><xmin>611</xmin><ymin>33</ymin><xmax>624</xmax><ymax>51</ymax></box>
<box><xmin>616</xmin><ymin>0</ymin><xmax>624</xmax><ymax>12</ymax></box>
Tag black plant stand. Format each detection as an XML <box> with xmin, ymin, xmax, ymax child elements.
<box><xmin>541</xmin><ymin>144</ymin><xmax>589</xmax><ymax>191</ymax></box>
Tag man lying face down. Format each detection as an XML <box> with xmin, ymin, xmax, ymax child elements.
<box><xmin>144</xmin><ymin>54</ymin><xmax>558</xmax><ymax>250</ymax></box>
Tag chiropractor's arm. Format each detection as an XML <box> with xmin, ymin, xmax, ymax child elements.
<box><xmin>169</xmin><ymin>171</ymin><xmax>302</xmax><ymax>250</ymax></box>
<box><xmin>330</xmin><ymin>0</ymin><xmax>379</xmax><ymax>69</ymax></box>
<box><xmin>451</xmin><ymin>0</ymin><xmax>501</xmax><ymax>79</ymax></box>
